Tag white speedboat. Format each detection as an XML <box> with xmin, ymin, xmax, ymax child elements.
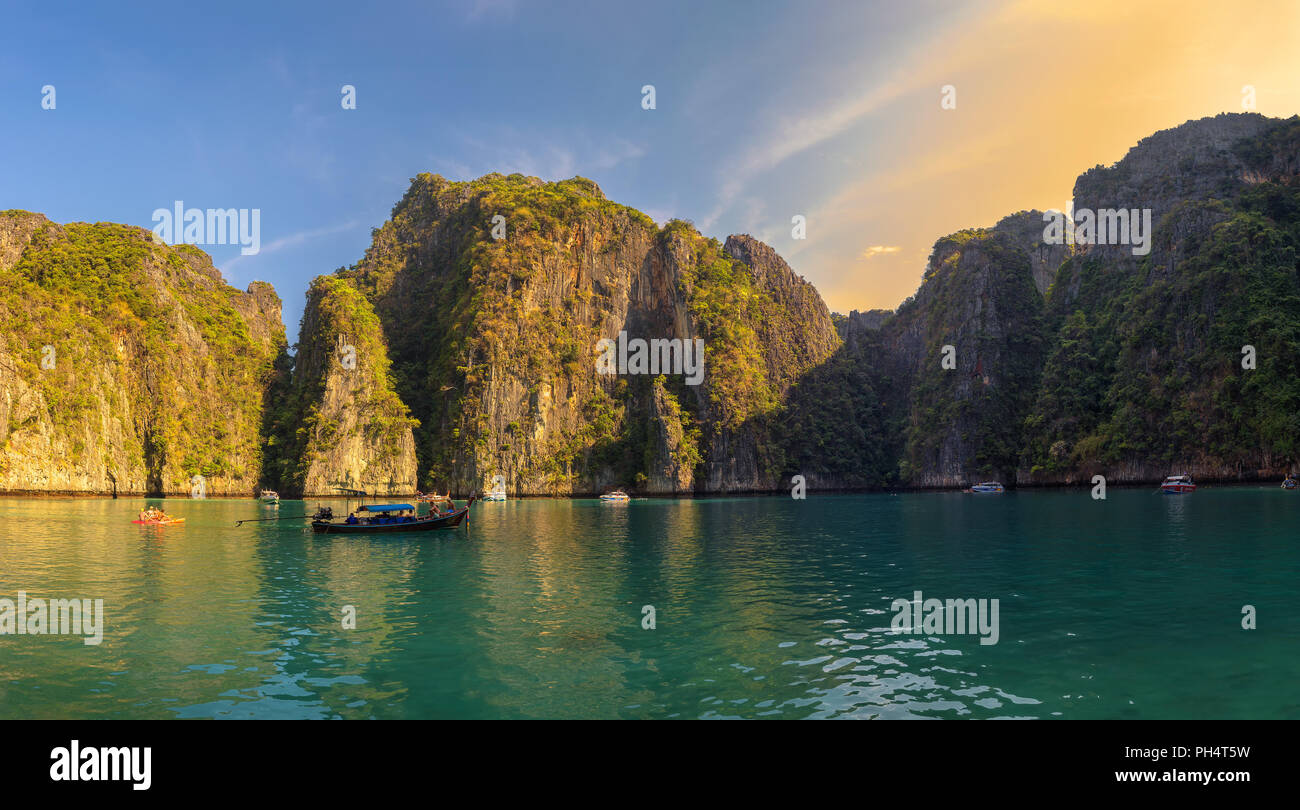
<box><xmin>600</xmin><ymin>490</ymin><xmax>630</xmax><ymax>502</ymax></box>
<box><xmin>259</xmin><ymin>489</ymin><xmax>279</xmax><ymax>504</ymax></box>
<box><xmin>968</xmin><ymin>482</ymin><xmax>1004</xmax><ymax>494</ymax></box>
<box><xmin>482</xmin><ymin>489</ymin><xmax>507</xmax><ymax>502</ymax></box>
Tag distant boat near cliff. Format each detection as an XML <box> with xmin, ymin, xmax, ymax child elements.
<box><xmin>1160</xmin><ymin>475</ymin><xmax>1196</xmax><ymax>494</ymax></box>
<box><xmin>259</xmin><ymin>489</ymin><xmax>279</xmax><ymax>504</ymax></box>
<box><xmin>1282</xmin><ymin>476</ymin><xmax>1297</xmax><ymax>490</ymax></box>
<box><xmin>600</xmin><ymin>490</ymin><xmax>630</xmax><ymax>502</ymax></box>
<box><xmin>966</xmin><ymin>482</ymin><xmax>1005</xmax><ymax>494</ymax></box>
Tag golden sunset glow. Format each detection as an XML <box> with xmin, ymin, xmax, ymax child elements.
<box><xmin>776</xmin><ymin>0</ymin><xmax>1300</xmax><ymax>315</ymax></box>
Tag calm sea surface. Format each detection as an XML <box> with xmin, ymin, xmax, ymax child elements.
<box><xmin>0</xmin><ymin>489</ymin><xmax>1296</xmax><ymax>719</ymax></box>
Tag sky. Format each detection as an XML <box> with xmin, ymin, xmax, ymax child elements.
<box><xmin>2</xmin><ymin>0</ymin><xmax>1299</xmax><ymax>334</ymax></box>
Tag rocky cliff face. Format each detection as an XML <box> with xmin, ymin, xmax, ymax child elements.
<box><xmin>0</xmin><ymin>212</ymin><xmax>284</xmax><ymax>495</ymax></box>
<box><xmin>802</xmin><ymin>115</ymin><xmax>1300</xmax><ymax>489</ymax></box>
<box><xmin>1018</xmin><ymin>114</ymin><xmax>1300</xmax><ymax>484</ymax></box>
<box><xmin>264</xmin><ymin>276</ymin><xmax>418</xmax><ymax>496</ymax></box>
<box><xmin>289</xmin><ymin>173</ymin><xmax>840</xmax><ymax>496</ymax></box>
<box><xmin>869</xmin><ymin>224</ymin><xmax>1049</xmax><ymax>487</ymax></box>
<box><xmin>989</xmin><ymin>210</ymin><xmax>1071</xmax><ymax>295</ymax></box>
<box><xmin>869</xmin><ymin>113</ymin><xmax>1300</xmax><ymax>487</ymax></box>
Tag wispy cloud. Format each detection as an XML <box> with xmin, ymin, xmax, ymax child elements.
<box><xmin>695</xmin><ymin>20</ymin><xmax>966</xmax><ymax>234</ymax></box>
<box><xmin>860</xmin><ymin>245</ymin><xmax>901</xmax><ymax>260</ymax></box>
<box><xmin>434</xmin><ymin>131</ymin><xmax>645</xmax><ymax>182</ymax></box>
<box><xmin>221</xmin><ymin>220</ymin><xmax>364</xmax><ymax>273</ymax></box>
<box><xmin>464</xmin><ymin>0</ymin><xmax>517</xmax><ymax>22</ymax></box>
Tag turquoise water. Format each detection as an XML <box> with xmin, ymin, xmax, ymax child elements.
<box><xmin>0</xmin><ymin>489</ymin><xmax>1296</xmax><ymax>719</ymax></box>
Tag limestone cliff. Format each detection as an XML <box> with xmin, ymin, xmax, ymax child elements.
<box><xmin>291</xmin><ymin>173</ymin><xmax>840</xmax><ymax>496</ymax></box>
<box><xmin>0</xmin><ymin>212</ymin><xmax>284</xmax><ymax>495</ymax></box>
<box><xmin>263</xmin><ymin>276</ymin><xmax>418</xmax><ymax>496</ymax></box>
<box><xmin>874</xmin><ymin>224</ymin><xmax>1050</xmax><ymax>487</ymax></box>
<box><xmin>856</xmin><ymin>113</ymin><xmax>1300</xmax><ymax>488</ymax></box>
<box><xmin>1018</xmin><ymin>114</ymin><xmax>1300</xmax><ymax>484</ymax></box>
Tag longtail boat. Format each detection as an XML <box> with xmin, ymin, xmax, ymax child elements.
<box><xmin>310</xmin><ymin>498</ymin><xmax>474</xmax><ymax>534</ymax></box>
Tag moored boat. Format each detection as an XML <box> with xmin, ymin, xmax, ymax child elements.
<box><xmin>967</xmin><ymin>482</ymin><xmax>1004</xmax><ymax>494</ymax></box>
<box><xmin>1160</xmin><ymin>474</ymin><xmax>1196</xmax><ymax>494</ymax></box>
<box><xmin>600</xmin><ymin>490</ymin><xmax>630</xmax><ymax>502</ymax></box>
<box><xmin>481</xmin><ymin>489</ymin><xmax>507</xmax><ymax>502</ymax></box>
<box><xmin>1282</xmin><ymin>476</ymin><xmax>1297</xmax><ymax>490</ymax></box>
<box><xmin>260</xmin><ymin>489</ymin><xmax>279</xmax><ymax>504</ymax></box>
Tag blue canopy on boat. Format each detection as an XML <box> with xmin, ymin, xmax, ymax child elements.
<box><xmin>357</xmin><ymin>504</ymin><xmax>414</xmax><ymax>512</ymax></box>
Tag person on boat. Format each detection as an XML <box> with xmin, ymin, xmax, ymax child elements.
<box><xmin>345</xmin><ymin>514</ymin><xmax>358</xmax><ymax>525</ymax></box>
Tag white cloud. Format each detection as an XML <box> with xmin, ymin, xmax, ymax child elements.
<box><xmin>699</xmin><ymin>68</ymin><xmax>920</xmax><ymax>231</ymax></box>
<box><xmin>221</xmin><ymin>220</ymin><xmax>363</xmax><ymax>273</ymax></box>
<box><xmin>860</xmin><ymin>245</ymin><xmax>901</xmax><ymax>260</ymax></box>
<box><xmin>436</xmin><ymin>130</ymin><xmax>645</xmax><ymax>182</ymax></box>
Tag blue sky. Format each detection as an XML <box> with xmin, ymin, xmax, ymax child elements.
<box><xmin>3</xmin><ymin>0</ymin><xmax>1297</xmax><ymax>335</ymax></box>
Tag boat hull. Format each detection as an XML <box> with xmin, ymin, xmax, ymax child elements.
<box><xmin>311</xmin><ymin>507</ymin><xmax>469</xmax><ymax>534</ymax></box>
<box><xmin>1161</xmin><ymin>484</ymin><xmax>1196</xmax><ymax>493</ymax></box>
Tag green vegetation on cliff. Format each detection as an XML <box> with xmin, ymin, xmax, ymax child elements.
<box><xmin>897</xmin><ymin>230</ymin><xmax>1049</xmax><ymax>481</ymax></box>
<box><xmin>298</xmin><ymin>173</ymin><xmax>840</xmax><ymax>494</ymax></box>
<box><xmin>0</xmin><ymin>213</ymin><xmax>283</xmax><ymax>492</ymax></box>
<box><xmin>1023</xmin><ymin>190</ymin><xmax>1300</xmax><ymax>474</ymax></box>
<box><xmin>264</xmin><ymin>275</ymin><xmax>418</xmax><ymax>494</ymax></box>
